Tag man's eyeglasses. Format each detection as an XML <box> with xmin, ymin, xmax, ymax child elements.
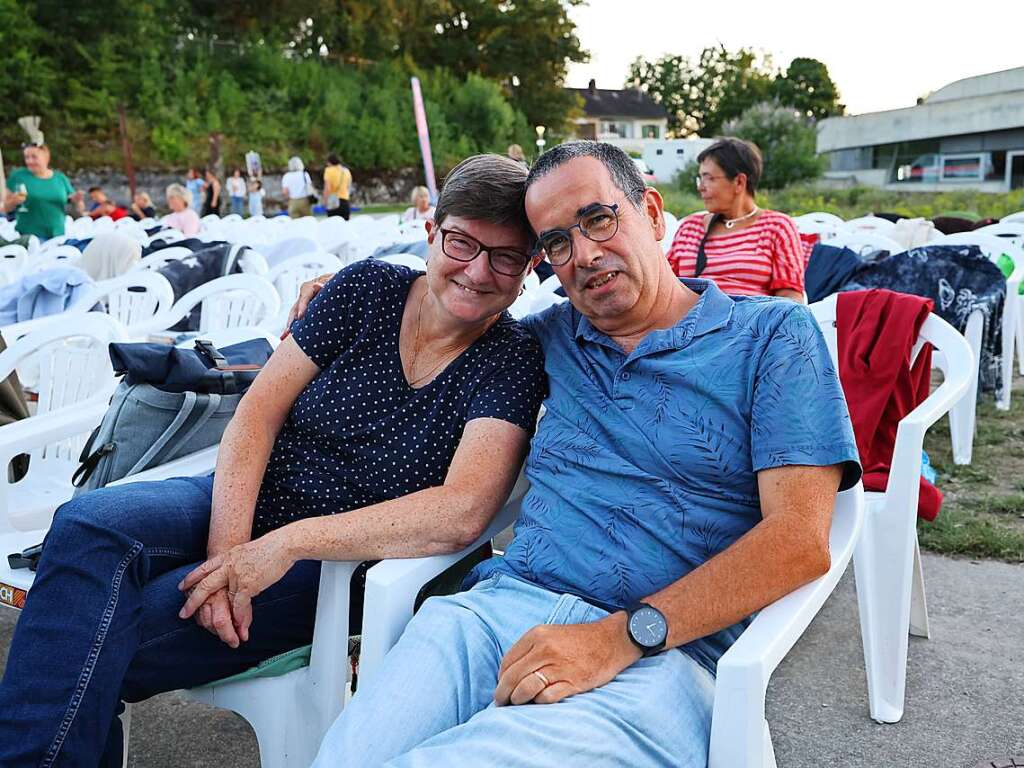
<box><xmin>534</xmin><ymin>203</ymin><xmax>621</xmax><ymax>266</ymax></box>
<box><xmin>438</xmin><ymin>228</ymin><xmax>532</xmax><ymax>277</ymax></box>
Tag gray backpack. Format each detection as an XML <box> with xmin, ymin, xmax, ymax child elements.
<box><xmin>71</xmin><ymin>384</ymin><xmax>242</xmax><ymax>493</ymax></box>
<box><xmin>72</xmin><ymin>338</ymin><xmax>272</xmax><ymax>493</ymax></box>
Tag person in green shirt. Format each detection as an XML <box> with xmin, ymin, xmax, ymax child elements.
<box><xmin>3</xmin><ymin>143</ymin><xmax>84</xmax><ymax>240</ymax></box>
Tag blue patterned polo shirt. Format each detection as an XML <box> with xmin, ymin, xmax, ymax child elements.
<box><xmin>470</xmin><ymin>279</ymin><xmax>861</xmax><ymax>674</ymax></box>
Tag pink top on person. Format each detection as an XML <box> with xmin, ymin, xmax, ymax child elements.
<box><xmin>666</xmin><ymin>209</ymin><xmax>805</xmax><ymax>296</ymax></box>
<box><xmin>163</xmin><ymin>208</ymin><xmax>201</xmax><ymax>237</ymax></box>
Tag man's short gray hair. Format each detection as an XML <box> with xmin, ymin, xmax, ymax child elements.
<box><xmin>432</xmin><ymin>154</ymin><xmax>532</xmax><ymax>242</ymax></box>
<box><xmin>287</xmin><ymin>156</ymin><xmax>304</xmax><ymax>172</ymax></box>
<box><xmin>525</xmin><ymin>141</ymin><xmax>647</xmax><ymax>210</ymax></box>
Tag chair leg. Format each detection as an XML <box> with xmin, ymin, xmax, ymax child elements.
<box><xmin>120</xmin><ymin>703</ymin><xmax>132</xmax><ymax>768</ymax></box>
<box><xmin>1016</xmin><ymin>295</ymin><xmax>1024</xmax><ymax>376</ymax></box>
<box><xmin>853</xmin><ymin>507</ymin><xmax>915</xmax><ymax>724</ymax></box>
<box><xmin>909</xmin><ymin>535</ymin><xmax>931</xmax><ymax>639</ymax></box>
<box><xmin>950</xmin><ymin>312</ymin><xmax>982</xmax><ymax>465</ymax></box>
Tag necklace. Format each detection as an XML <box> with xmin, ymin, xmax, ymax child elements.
<box><xmin>723</xmin><ymin>205</ymin><xmax>759</xmax><ymax>229</ymax></box>
<box><xmin>406</xmin><ymin>286</ymin><xmax>489</xmax><ymax>388</ymax></box>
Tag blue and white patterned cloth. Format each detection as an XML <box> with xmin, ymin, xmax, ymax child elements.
<box><xmin>471</xmin><ymin>278</ymin><xmax>861</xmax><ymax>674</ymax></box>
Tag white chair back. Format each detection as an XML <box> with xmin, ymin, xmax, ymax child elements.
<box><xmin>377</xmin><ymin>253</ymin><xmax>427</xmax><ymax>271</ymax></box>
<box><xmin>267</xmin><ymin>253</ymin><xmax>344</xmax><ymax>327</ymax></box>
<box><xmin>844</xmin><ymin>215</ymin><xmax>896</xmax><ymax>233</ymax></box>
<box><xmin>825</xmin><ymin>231</ymin><xmax>905</xmax><ymax>257</ymax></box>
<box><xmin>132</xmin><ymin>246</ymin><xmax>195</xmax><ymax>272</ymax></box>
<box><xmin>75</xmin><ymin>272</ymin><xmax>176</xmax><ymax>334</ymax></box>
<box><xmin>0</xmin><ymin>313</ymin><xmax>127</xmax><ymax>462</ymax></box>
<box><xmin>0</xmin><ymin>245</ymin><xmax>28</xmax><ymax>280</ymax></box>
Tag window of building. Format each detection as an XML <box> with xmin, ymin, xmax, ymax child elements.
<box><xmin>601</xmin><ymin>121</ymin><xmax>632</xmax><ymax>138</ymax></box>
<box><xmin>642</xmin><ymin>124</ymin><xmax>660</xmax><ymax>139</ymax></box>
<box><xmin>940</xmin><ymin>154</ymin><xmax>984</xmax><ymax>181</ymax></box>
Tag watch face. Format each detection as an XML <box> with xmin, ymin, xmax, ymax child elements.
<box><xmin>629</xmin><ymin>606</ymin><xmax>667</xmax><ymax>648</ymax></box>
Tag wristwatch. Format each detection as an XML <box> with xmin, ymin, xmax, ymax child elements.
<box><xmin>626</xmin><ymin>602</ymin><xmax>668</xmax><ymax>656</ymax></box>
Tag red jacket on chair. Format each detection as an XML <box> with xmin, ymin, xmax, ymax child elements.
<box><xmin>836</xmin><ymin>289</ymin><xmax>943</xmax><ymax>520</ymax></box>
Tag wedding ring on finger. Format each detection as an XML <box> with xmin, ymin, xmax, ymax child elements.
<box><xmin>532</xmin><ymin>670</ymin><xmax>550</xmax><ymax>688</ymax></box>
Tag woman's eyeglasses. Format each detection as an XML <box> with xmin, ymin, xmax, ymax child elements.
<box><xmin>438</xmin><ymin>228</ymin><xmax>532</xmax><ymax>277</ymax></box>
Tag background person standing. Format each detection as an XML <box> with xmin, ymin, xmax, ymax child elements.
<box><xmin>2</xmin><ymin>143</ymin><xmax>83</xmax><ymax>239</ymax></box>
<box><xmin>226</xmin><ymin>169</ymin><xmax>247</xmax><ymax>216</ymax></box>
<box><xmin>323</xmin><ymin>153</ymin><xmax>352</xmax><ymax>220</ymax></box>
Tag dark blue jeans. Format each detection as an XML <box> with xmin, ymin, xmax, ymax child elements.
<box><xmin>0</xmin><ymin>475</ymin><xmax>321</xmax><ymax>768</ymax></box>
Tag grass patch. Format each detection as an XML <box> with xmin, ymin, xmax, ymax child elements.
<box><xmin>920</xmin><ymin>373</ymin><xmax>1024</xmax><ymax>562</ymax></box>
<box><xmin>353</xmin><ymin>204</ymin><xmax>407</xmax><ymax>215</ymax></box>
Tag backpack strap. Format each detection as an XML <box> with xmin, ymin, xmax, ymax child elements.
<box><xmin>125</xmin><ymin>391</ymin><xmax>204</xmax><ymax>476</ymax></box>
<box><xmin>694</xmin><ymin>213</ymin><xmax>723</xmax><ymax>277</ymax></box>
<box><xmin>164</xmin><ymin>393</ymin><xmax>223</xmax><ymax>463</ymax></box>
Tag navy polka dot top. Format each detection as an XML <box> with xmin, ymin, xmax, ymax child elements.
<box><xmin>252</xmin><ymin>259</ymin><xmax>547</xmax><ymax>536</ymax></box>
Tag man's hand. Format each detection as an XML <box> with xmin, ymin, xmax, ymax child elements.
<box><xmin>194</xmin><ymin>588</ymin><xmax>242</xmax><ymax>648</ymax></box>
<box><xmin>178</xmin><ymin>531</ymin><xmax>296</xmax><ymax>643</ymax></box>
<box><xmin>493</xmin><ymin>613</ymin><xmax>641</xmax><ymax>706</ymax></box>
<box><xmin>281</xmin><ymin>272</ymin><xmax>336</xmax><ymax>338</ymax></box>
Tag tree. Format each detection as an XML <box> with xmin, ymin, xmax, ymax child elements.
<box><xmin>773</xmin><ymin>58</ymin><xmax>844</xmax><ymax>120</ymax></box>
<box><xmin>723</xmin><ymin>103</ymin><xmax>825</xmax><ymax>189</ymax></box>
<box><xmin>627</xmin><ymin>46</ymin><xmax>773</xmax><ymax>137</ymax></box>
<box><xmin>627</xmin><ymin>49</ymin><xmax>843</xmax><ymax>138</ymax></box>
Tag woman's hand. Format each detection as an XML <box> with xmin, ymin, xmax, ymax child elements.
<box><xmin>178</xmin><ymin>530</ymin><xmax>296</xmax><ymax>643</ymax></box>
<box><xmin>4</xmin><ymin>191</ymin><xmax>26</xmax><ymax>212</ymax></box>
<box><xmin>281</xmin><ymin>272</ymin><xmax>335</xmax><ymax>338</ymax></box>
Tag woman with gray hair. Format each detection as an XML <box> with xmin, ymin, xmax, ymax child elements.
<box><xmin>281</xmin><ymin>155</ymin><xmax>314</xmax><ymax>218</ymax></box>
<box><xmin>163</xmin><ymin>183</ymin><xmax>201</xmax><ymax>236</ymax></box>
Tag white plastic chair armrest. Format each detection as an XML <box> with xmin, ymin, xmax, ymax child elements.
<box><xmin>0</xmin><ymin>396</ymin><xmax>110</xmax><ymax>466</ymax></box>
<box><xmin>107</xmin><ymin>445</ymin><xmax>220</xmax><ymax>486</ymax></box>
<box><xmin>709</xmin><ymin>485</ymin><xmax>863</xmax><ymax>768</ymax></box>
<box><xmin>358</xmin><ymin>496</ymin><xmax>523</xmax><ymax>687</ymax></box>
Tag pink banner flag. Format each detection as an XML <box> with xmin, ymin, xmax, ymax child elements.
<box><xmin>410</xmin><ymin>77</ymin><xmax>438</xmax><ymax>201</ymax></box>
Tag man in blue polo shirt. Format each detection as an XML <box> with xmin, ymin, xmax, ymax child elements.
<box><xmin>314</xmin><ymin>142</ymin><xmax>861</xmax><ymax>767</ymax></box>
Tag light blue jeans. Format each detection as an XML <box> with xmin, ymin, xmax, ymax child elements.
<box><xmin>314</xmin><ymin>572</ymin><xmax>714</xmax><ymax>768</ymax></box>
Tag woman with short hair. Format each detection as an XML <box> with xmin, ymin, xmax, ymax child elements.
<box><xmin>2</xmin><ymin>143</ymin><xmax>84</xmax><ymax>240</ymax></box>
<box><xmin>401</xmin><ymin>185</ymin><xmax>435</xmax><ymax>224</ymax></box>
<box><xmin>163</xmin><ymin>183</ymin><xmax>201</xmax><ymax>236</ymax></box>
<box><xmin>0</xmin><ymin>154</ymin><xmax>548</xmax><ymax>766</ymax></box>
<box><xmin>667</xmin><ymin>138</ymin><xmax>805</xmax><ymax>301</ymax></box>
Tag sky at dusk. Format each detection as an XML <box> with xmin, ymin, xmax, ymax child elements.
<box><xmin>567</xmin><ymin>0</ymin><xmax>1023</xmax><ymax>117</ymax></box>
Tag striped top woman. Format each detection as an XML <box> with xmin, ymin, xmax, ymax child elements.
<box><xmin>667</xmin><ymin>138</ymin><xmax>805</xmax><ymax>300</ymax></box>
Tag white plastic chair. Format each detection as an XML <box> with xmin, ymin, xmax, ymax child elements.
<box><xmin>824</xmin><ymin>230</ymin><xmax>905</xmax><ymax>258</ymax></box>
<box><xmin>1001</xmin><ymin>210</ymin><xmax>1024</xmax><ymax>224</ymax></box>
<box><xmin>0</xmin><ymin>244</ymin><xmax>28</xmax><ymax>279</ymax></box>
<box><xmin>138</xmin><ymin>274</ymin><xmax>281</xmax><ymax>336</ymax></box>
<box><xmin>267</xmin><ymin>253</ymin><xmax>343</xmax><ymax>332</ymax></box>
<box><xmin>844</xmin><ymin>215</ymin><xmax>897</xmax><ymax>234</ymax></box>
<box><xmin>934</xmin><ymin>232</ymin><xmax>1023</xmax><ymax>410</ymax></box>
<box><xmin>131</xmin><ymin>245</ymin><xmax>195</xmax><ymax>273</ymax></box>
<box><xmin>265</xmin><ymin>238</ymin><xmax>322</xmax><ymax>268</ymax></box>
<box><xmin>0</xmin><ymin>313</ymin><xmax>128</xmax><ymax>532</ymax></box>
<box><xmin>660</xmin><ymin>210</ymin><xmax>680</xmax><ymax>255</ymax></box>
<box><xmin>506</xmin><ymin>271</ymin><xmax>542</xmax><ymax>320</ymax></box>
<box><xmin>972</xmin><ymin>223</ymin><xmax>1024</xmax><ymax>374</ymax></box>
<box><xmin>74</xmin><ymin>272</ymin><xmax>176</xmax><ymax>336</ymax></box>
<box><xmin>376</xmin><ymin>253</ymin><xmax>426</xmax><ymax>271</ymax></box>
<box><xmin>810</xmin><ymin>292</ymin><xmax>974</xmax><ymax>725</ymax></box>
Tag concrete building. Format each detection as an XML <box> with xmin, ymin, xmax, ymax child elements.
<box><xmin>817</xmin><ymin>67</ymin><xmax>1024</xmax><ymax>192</ymax></box>
<box><xmin>567</xmin><ymin>80</ymin><xmax>669</xmax><ymax>155</ymax></box>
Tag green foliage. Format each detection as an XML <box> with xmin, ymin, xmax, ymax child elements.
<box><xmin>0</xmin><ymin>1</ymin><xmax>573</xmax><ymax>172</ymax></box>
<box><xmin>773</xmin><ymin>58</ymin><xmax>844</xmax><ymax>120</ymax></box>
<box><xmin>723</xmin><ymin>103</ymin><xmax>826</xmax><ymax>189</ymax></box>
<box><xmin>628</xmin><ymin>48</ymin><xmax>843</xmax><ymax>138</ymax></box>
